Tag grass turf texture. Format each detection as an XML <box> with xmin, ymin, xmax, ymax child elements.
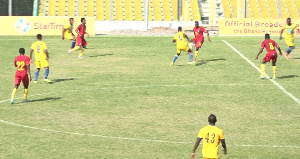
<box><xmin>0</xmin><ymin>36</ymin><xmax>299</xmax><ymax>158</ymax></box>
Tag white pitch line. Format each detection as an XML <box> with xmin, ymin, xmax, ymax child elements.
<box><xmin>0</xmin><ymin>83</ymin><xmax>273</xmax><ymax>104</ymax></box>
<box><xmin>222</xmin><ymin>40</ymin><xmax>300</xmax><ymax>105</ymax></box>
<box><xmin>0</xmin><ymin>119</ymin><xmax>299</xmax><ymax>149</ymax></box>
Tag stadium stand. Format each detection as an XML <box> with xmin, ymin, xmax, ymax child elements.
<box><xmin>38</xmin><ymin>0</ymin><xmax>201</xmax><ymax>21</ymax></box>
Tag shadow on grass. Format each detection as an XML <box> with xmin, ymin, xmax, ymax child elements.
<box><xmin>290</xmin><ymin>57</ymin><xmax>300</xmax><ymax>60</ymax></box>
<box><xmin>50</xmin><ymin>78</ymin><xmax>75</xmax><ymax>84</ymax></box>
<box><xmin>30</xmin><ymin>97</ymin><xmax>62</xmax><ymax>103</ymax></box>
<box><xmin>277</xmin><ymin>75</ymin><xmax>299</xmax><ymax>79</ymax></box>
<box><xmin>89</xmin><ymin>53</ymin><xmax>113</xmax><ymax>58</ymax></box>
<box><xmin>195</xmin><ymin>58</ymin><xmax>226</xmax><ymax>66</ymax></box>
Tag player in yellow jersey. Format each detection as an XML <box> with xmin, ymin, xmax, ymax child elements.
<box><xmin>30</xmin><ymin>34</ymin><xmax>51</xmax><ymax>83</ymax></box>
<box><xmin>62</xmin><ymin>18</ymin><xmax>76</xmax><ymax>50</ymax></box>
<box><xmin>280</xmin><ymin>18</ymin><xmax>300</xmax><ymax>59</ymax></box>
<box><xmin>170</xmin><ymin>27</ymin><xmax>193</xmax><ymax>66</ymax></box>
<box><xmin>191</xmin><ymin>114</ymin><xmax>227</xmax><ymax>159</ymax></box>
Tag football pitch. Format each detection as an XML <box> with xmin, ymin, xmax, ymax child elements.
<box><xmin>0</xmin><ymin>35</ymin><xmax>299</xmax><ymax>158</ymax></box>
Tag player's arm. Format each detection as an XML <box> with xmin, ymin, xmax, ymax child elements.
<box><xmin>30</xmin><ymin>49</ymin><xmax>33</xmax><ymax>63</ymax></box>
<box><xmin>172</xmin><ymin>39</ymin><xmax>176</xmax><ymax>43</ymax></box>
<box><xmin>85</xmin><ymin>31</ymin><xmax>89</xmax><ymax>38</ymax></box>
<box><xmin>205</xmin><ymin>30</ymin><xmax>211</xmax><ymax>42</ymax></box>
<box><xmin>45</xmin><ymin>49</ymin><xmax>49</xmax><ymax>61</ymax></box>
<box><xmin>27</xmin><ymin>64</ymin><xmax>32</xmax><ymax>81</ymax></box>
<box><xmin>184</xmin><ymin>33</ymin><xmax>189</xmax><ymax>41</ymax></box>
<box><xmin>276</xmin><ymin>45</ymin><xmax>282</xmax><ymax>55</ymax></box>
<box><xmin>220</xmin><ymin>139</ymin><xmax>227</xmax><ymax>155</ymax></box>
<box><xmin>62</xmin><ymin>28</ymin><xmax>66</xmax><ymax>40</ymax></box>
<box><xmin>255</xmin><ymin>48</ymin><xmax>264</xmax><ymax>60</ymax></box>
<box><xmin>280</xmin><ymin>26</ymin><xmax>285</xmax><ymax>40</ymax></box>
<box><xmin>191</xmin><ymin>137</ymin><xmax>202</xmax><ymax>158</ymax></box>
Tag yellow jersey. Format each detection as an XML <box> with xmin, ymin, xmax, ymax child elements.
<box><xmin>283</xmin><ymin>23</ymin><xmax>298</xmax><ymax>40</ymax></box>
<box><xmin>198</xmin><ymin>125</ymin><xmax>224</xmax><ymax>158</ymax></box>
<box><xmin>31</xmin><ymin>41</ymin><xmax>48</xmax><ymax>61</ymax></box>
<box><xmin>64</xmin><ymin>24</ymin><xmax>73</xmax><ymax>35</ymax></box>
<box><xmin>173</xmin><ymin>31</ymin><xmax>188</xmax><ymax>46</ymax></box>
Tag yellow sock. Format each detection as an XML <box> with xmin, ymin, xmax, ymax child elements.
<box><xmin>24</xmin><ymin>89</ymin><xmax>28</xmax><ymax>100</ymax></box>
<box><xmin>272</xmin><ymin>66</ymin><xmax>277</xmax><ymax>78</ymax></box>
<box><xmin>70</xmin><ymin>46</ymin><xmax>80</xmax><ymax>52</ymax></box>
<box><xmin>79</xmin><ymin>48</ymin><xmax>85</xmax><ymax>57</ymax></box>
<box><xmin>11</xmin><ymin>88</ymin><xmax>17</xmax><ymax>100</ymax></box>
<box><xmin>260</xmin><ymin>64</ymin><xmax>266</xmax><ymax>77</ymax></box>
<box><xmin>194</xmin><ymin>51</ymin><xmax>199</xmax><ymax>61</ymax></box>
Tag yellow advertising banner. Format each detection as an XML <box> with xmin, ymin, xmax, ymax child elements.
<box><xmin>219</xmin><ymin>18</ymin><xmax>300</xmax><ymax>36</ymax></box>
<box><xmin>0</xmin><ymin>16</ymin><xmax>95</xmax><ymax>36</ymax></box>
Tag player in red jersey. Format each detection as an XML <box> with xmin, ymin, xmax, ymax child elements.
<box><xmin>10</xmin><ymin>48</ymin><xmax>32</xmax><ymax>104</ymax></box>
<box><xmin>193</xmin><ymin>21</ymin><xmax>211</xmax><ymax>63</ymax></box>
<box><xmin>255</xmin><ymin>34</ymin><xmax>282</xmax><ymax>79</ymax></box>
<box><xmin>68</xmin><ymin>18</ymin><xmax>89</xmax><ymax>58</ymax></box>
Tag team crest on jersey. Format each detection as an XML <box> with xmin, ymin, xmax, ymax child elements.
<box><xmin>15</xmin><ymin>18</ymin><xmax>31</xmax><ymax>33</ymax></box>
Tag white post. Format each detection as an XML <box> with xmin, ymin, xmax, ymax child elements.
<box><xmin>43</xmin><ymin>0</ymin><xmax>45</xmax><ymax>16</ymax></box>
<box><xmin>8</xmin><ymin>0</ymin><xmax>12</xmax><ymax>16</ymax></box>
<box><xmin>76</xmin><ymin>0</ymin><xmax>79</xmax><ymax>16</ymax></box>
<box><xmin>110</xmin><ymin>0</ymin><xmax>113</xmax><ymax>21</ymax></box>
<box><xmin>278</xmin><ymin>0</ymin><xmax>281</xmax><ymax>19</ymax></box>
<box><xmin>144</xmin><ymin>0</ymin><xmax>149</xmax><ymax>31</ymax></box>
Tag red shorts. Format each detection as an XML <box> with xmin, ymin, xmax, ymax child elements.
<box><xmin>263</xmin><ymin>52</ymin><xmax>277</xmax><ymax>63</ymax></box>
<box><xmin>193</xmin><ymin>38</ymin><xmax>204</xmax><ymax>48</ymax></box>
<box><xmin>76</xmin><ymin>36</ymin><xmax>87</xmax><ymax>46</ymax></box>
<box><xmin>15</xmin><ymin>72</ymin><xmax>29</xmax><ymax>86</ymax></box>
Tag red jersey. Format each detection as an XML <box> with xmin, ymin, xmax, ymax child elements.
<box><xmin>261</xmin><ymin>39</ymin><xmax>278</xmax><ymax>54</ymax></box>
<box><xmin>14</xmin><ymin>55</ymin><xmax>30</xmax><ymax>74</ymax></box>
<box><xmin>193</xmin><ymin>26</ymin><xmax>206</xmax><ymax>39</ymax></box>
<box><xmin>76</xmin><ymin>24</ymin><xmax>86</xmax><ymax>37</ymax></box>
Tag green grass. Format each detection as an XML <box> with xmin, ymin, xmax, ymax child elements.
<box><xmin>0</xmin><ymin>36</ymin><xmax>299</xmax><ymax>158</ymax></box>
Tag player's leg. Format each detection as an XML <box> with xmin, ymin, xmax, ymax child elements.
<box><xmin>34</xmin><ymin>61</ymin><xmax>41</xmax><ymax>83</ymax></box>
<box><xmin>78</xmin><ymin>44</ymin><xmax>86</xmax><ymax>58</ymax></box>
<box><xmin>260</xmin><ymin>61</ymin><xmax>267</xmax><ymax>79</ymax></box>
<box><xmin>69</xmin><ymin>36</ymin><xmax>81</xmax><ymax>53</ymax></box>
<box><xmin>194</xmin><ymin>39</ymin><xmax>203</xmax><ymax>63</ymax></box>
<box><xmin>42</xmin><ymin>60</ymin><xmax>51</xmax><ymax>82</ymax></box>
<box><xmin>188</xmin><ymin>48</ymin><xmax>193</xmax><ymax>63</ymax></box>
<box><xmin>272</xmin><ymin>54</ymin><xmax>278</xmax><ymax>79</ymax></box>
<box><xmin>23</xmin><ymin>75</ymin><xmax>30</xmax><ymax>102</ymax></box>
<box><xmin>285</xmin><ymin>46</ymin><xmax>293</xmax><ymax>59</ymax></box>
<box><xmin>170</xmin><ymin>47</ymin><xmax>181</xmax><ymax>66</ymax></box>
<box><xmin>11</xmin><ymin>84</ymin><xmax>19</xmax><ymax>104</ymax></box>
<box><xmin>71</xmin><ymin>36</ymin><xmax>76</xmax><ymax>49</ymax></box>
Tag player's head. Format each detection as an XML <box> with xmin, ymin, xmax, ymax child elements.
<box><xmin>69</xmin><ymin>17</ymin><xmax>74</xmax><ymax>25</ymax></box>
<box><xmin>37</xmin><ymin>34</ymin><xmax>42</xmax><ymax>40</ymax></box>
<box><xmin>287</xmin><ymin>18</ymin><xmax>291</xmax><ymax>25</ymax></box>
<box><xmin>265</xmin><ymin>33</ymin><xmax>270</xmax><ymax>39</ymax></box>
<box><xmin>208</xmin><ymin>114</ymin><xmax>217</xmax><ymax>124</ymax></box>
<box><xmin>19</xmin><ymin>48</ymin><xmax>25</xmax><ymax>55</ymax></box>
<box><xmin>195</xmin><ymin>21</ymin><xmax>199</xmax><ymax>27</ymax></box>
<box><xmin>81</xmin><ymin>18</ymin><xmax>86</xmax><ymax>24</ymax></box>
<box><xmin>178</xmin><ymin>27</ymin><xmax>182</xmax><ymax>32</ymax></box>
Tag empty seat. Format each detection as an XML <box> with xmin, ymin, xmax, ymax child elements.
<box><xmin>87</xmin><ymin>0</ymin><xmax>94</xmax><ymax>17</ymax></box>
<box><xmin>48</xmin><ymin>0</ymin><xmax>57</xmax><ymax>16</ymax></box>
<box><xmin>67</xmin><ymin>0</ymin><xmax>75</xmax><ymax>16</ymax></box>
<box><xmin>96</xmin><ymin>0</ymin><xmax>105</xmax><ymax>20</ymax></box>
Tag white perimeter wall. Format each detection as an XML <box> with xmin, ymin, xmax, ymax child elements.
<box><xmin>95</xmin><ymin>21</ymin><xmax>199</xmax><ymax>33</ymax></box>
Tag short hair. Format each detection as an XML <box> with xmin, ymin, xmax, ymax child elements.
<box><xmin>69</xmin><ymin>17</ymin><xmax>74</xmax><ymax>20</ymax></box>
<box><xmin>178</xmin><ymin>26</ymin><xmax>182</xmax><ymax>31</ymax></box>
<box><xmin>195</xmin><ymin>21</ymin><xmax>199</xmax><ymax>24</ymax></box>
<box><xmin>265</xmin><ymin>33</ymin><xmax>270</xmax><ymax>39</ymax></box>
<box><xmin>19</xmin><ymin>48</ymin><xmax>25</xmax><ymax>54</ymax></box>
<box><xmin>81</xmin><ymin>18</ymin><xmax>85</xmax><ymax>22</ymax></box>
<box><xmin>37</xmin><ymin>34</ymin><xmax>42</xmax><ymax>39</ymax></box>
<box><xmin>287</xmin><ymin>17</ymin><xmax>291</xmax><ymax>21</ymax></box>
<box><xmin>208</xmin><ymin>114</ymin><xmax>217</xmax><ymax>123</ymax></box>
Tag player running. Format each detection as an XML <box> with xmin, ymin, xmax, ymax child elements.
<box><xmin>11</xmin><ymin>48</ymin><xmax>32</xmax><ymax>104</ymax></box>
<box><xmin>62</xmin><ymin>17</ymin><xmax>76</xmax><ymax>50</ymax></box>
<box><xmin>191</xmin><ymin>114</ymin><xmax>227</xmax><ymax>159</ymax></box>
<box><xmin>279</xmin><ymin>18</ymin><xmax>300</xmax><ymax>59</ymax></box>
<box><xmin>256</xmin><ymin>34</ymin><xmax>282</xmax><ymax>79</ymax></box>
<box><xmin>30</xmin><ymin>34</ymin><xmax>51</xmax><ymax>83</ymax></box>
<box><xmin>170</xmin><ymin>27</ymin><xmax>193</xmax><ymax>66</ymax></box>
<box><xmin>193</xmin><ymin>21</ymin><xmax>211</xmax><ymax>63</ymax></box>
<box><xmin>68</xmin><ymin>18</ymin><xmax>89</xmax><ymax>58</ymax></box>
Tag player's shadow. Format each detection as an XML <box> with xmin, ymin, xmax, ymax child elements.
<box><xmin>277</xmin><ymin>75</ymin><xmax>299</xmax><ymax>79</ymax></box>
<box><xmin>51</xmin><ymin>78</ymin><xmax>75</xmax><ymax>83</ymax></box>
<box><xmin>89</xmin><ymin>53</ymin><xmax>113</xmax><ymax>58</ymax></box>
<box><xmin>290</xmin><ymin>57</ymin><xmax>300</xmax><ymax>60</ymax></box>
<box><xmin>195</xmin><ymin>58</ymin><xmax>226</xmax><ymax>66</ymax></box>
<box><xmin>30</xmin><ymin>97</ymin><xmax>62</xmax><ymax>103</ymax></box>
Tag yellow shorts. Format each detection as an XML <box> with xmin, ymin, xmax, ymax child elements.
<box><xmin>285</xmin><ymin>38</ymin><xmax>294</xmax><ymax>47</ymax></box>
<box><xmin>36</xmin><ymin>60</ymin><xmax>49</xmax><ymax>68</ymax></box>
<box><xmin>64</xmin><ymin>33</ymin><xmax>75</xmax><ymax>40</ymax></box>
<box><xmin>177</xmin><ymin>44</ymin><xmax>190</xmax><ymax>53</ymax></box>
